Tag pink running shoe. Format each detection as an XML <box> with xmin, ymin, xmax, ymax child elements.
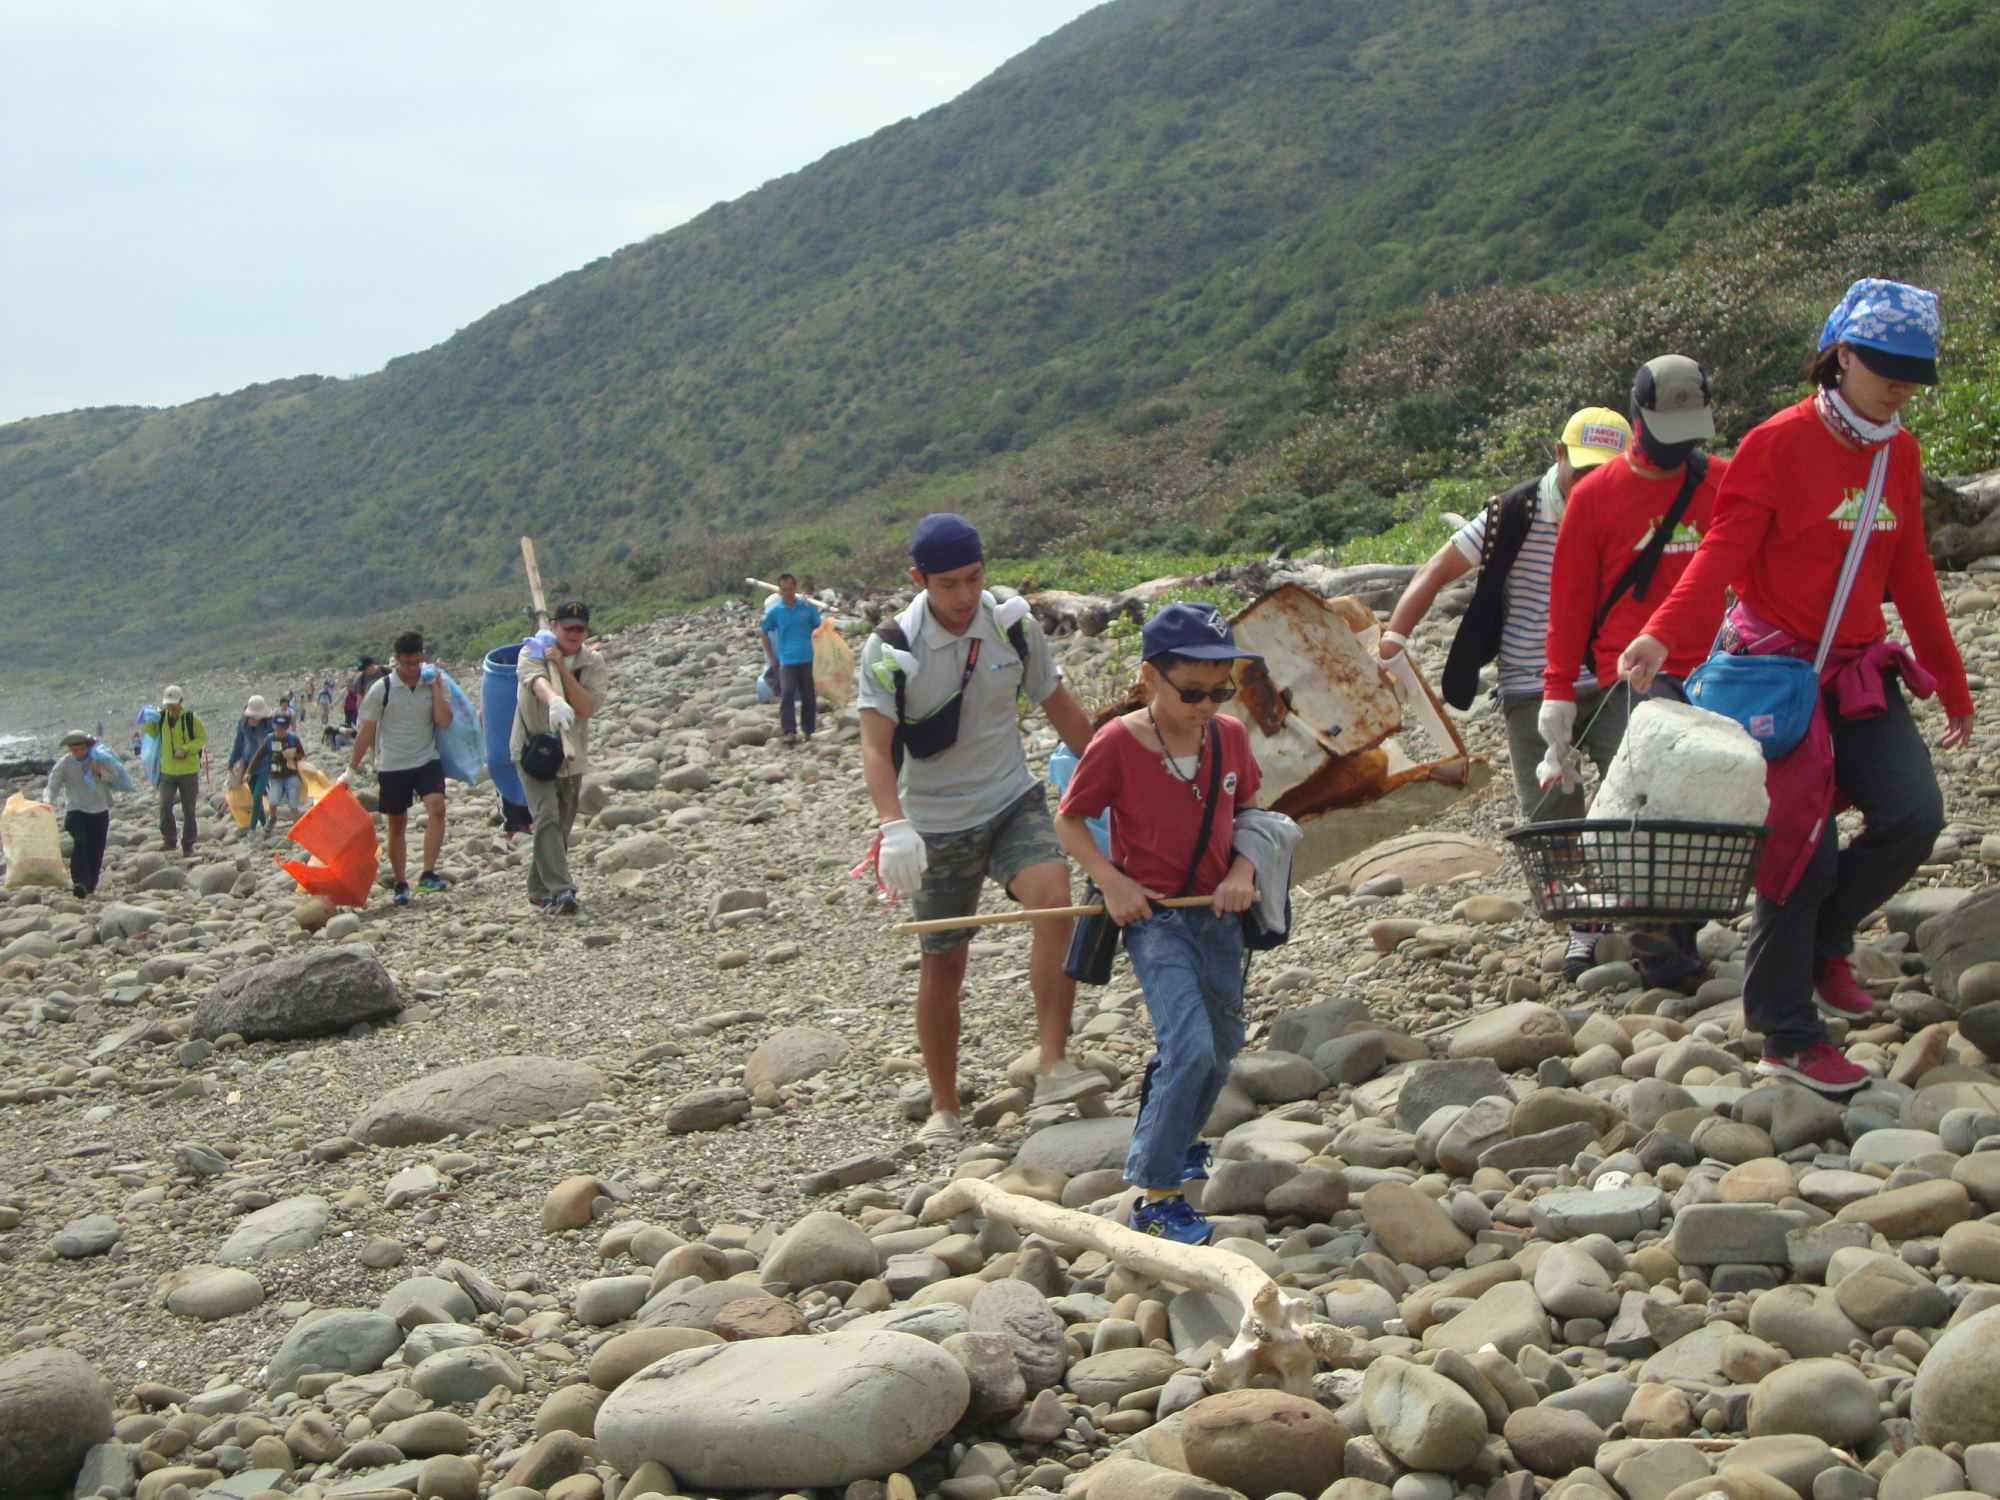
<box><xmin>1813</xmin><ymin>955</ymin><xmax>1878</xmax><ymax>1022</ymax></box>
<box><xmin>1757</xmin><ymin>1042</ymin><xmax>1869</xmax><ymax>1094</ymax></box>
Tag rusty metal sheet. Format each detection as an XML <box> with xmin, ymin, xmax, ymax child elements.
<box><xmin>1221</xmin><ymin>584</ymin><xmax>1489</xmax><ymax>880</ymax></box>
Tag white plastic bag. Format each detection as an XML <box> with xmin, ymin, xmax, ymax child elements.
<box><xmin>2</xmin><ymin>793</ymin><xmax>68</xmax><ymax>889</ymax></box>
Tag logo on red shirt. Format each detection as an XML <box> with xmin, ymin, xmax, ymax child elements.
<box><xmin>1828</xmin><ymin>490</ymin><xmax>1897</xmax><ymax>533</ymax></box>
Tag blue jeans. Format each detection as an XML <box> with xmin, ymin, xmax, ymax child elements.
<box><xmin>1123</xmin><ymin>907</ymin><xmax>1245</xmax><ymax>1190</ymax></box>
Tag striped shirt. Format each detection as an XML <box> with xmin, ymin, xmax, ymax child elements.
<box><xmin>1452</xmin><ymin>466</ymin><xmax>1594</xmax><ymax>698</ymax></box>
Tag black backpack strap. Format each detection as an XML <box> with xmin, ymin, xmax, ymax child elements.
<box><xmin>1579</xmin><ymin>454</ymin><xmax>1707</xmax><ymax>675</ymax></box>
<box><xmin>1170</xmin><ymin>730</ymin><xmax>1229</xmax><ymax>901</ymax></box>
<box><xmin>873</xmin><ymin>623</ymin><xmax>911</xmax><ymax>773</ymax></box>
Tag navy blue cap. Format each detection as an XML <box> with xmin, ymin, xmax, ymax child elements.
<box><xmin>1142</xmin><ymin>602</ymin><xmax>1258</xmax><ymax>661</ymax></box>
<box><xmin>910</xmin><ymin>513</ymin><xmax>983</xmax><ymax>575</ymax></box>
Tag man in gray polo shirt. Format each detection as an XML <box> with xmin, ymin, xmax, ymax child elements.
<box><xmin>859</xmin><ymin>513</ymin><xmax>1105</xmax><ymax>1147</ymax></box>
<box><xmin>346</xmin><ymin>629</ymin><xmax>453</xmax><ymax>906</ymax></box>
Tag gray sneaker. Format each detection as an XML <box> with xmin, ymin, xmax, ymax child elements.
<box><xmin>1033</xmin><ymin>1059</ymin><xmax>1109</xmax><ymax>1108</ymax></box>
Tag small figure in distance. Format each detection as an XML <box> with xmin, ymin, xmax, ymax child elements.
<box><xmin>228</xmin><ymin>695</ymin><xmax>275</xmax><ymax>838</ymax></box>
<box><xmin>761</xmin><ymin>572</ymin><xmax>823</xmax><ymax>746</ymax></box>
<box><xmin>1378</xmin><ymin>405</ymin><xmax>1633</xmax><ymax>982</ymax></box>
<box><xmin>511</xmin><ymin>601</ymin><xmax>608</xmax><ymax>916</ymax></box>
<box><xmin>255</xmin><ymin>712</ymin><xmax>306</xmax><ymax>837</ymax></box>
<box><xmin>345</xmin><ymin>630</ymin><xmax>454</xmax><ymax>906</ymax></box>
<box><xmin>146</xmin><ymin>685</ymin><xmax>207</xmax><ymax>856</ymax></box>
<box><xmin>44</xmin><ymin>730</ymin><xmax>123</xmax><ymax>898</ymax></box>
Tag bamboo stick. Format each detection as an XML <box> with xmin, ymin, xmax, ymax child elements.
<box><xmin>890</xmin><ymin>894</ymin><xmax>1221</xmax><ymax>934</ymax></box>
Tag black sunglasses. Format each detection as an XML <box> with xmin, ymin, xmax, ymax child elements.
<box><xmin>1159</xmin><ymin>670</ymin><xmax>1238</xmax><ymax>705</ymax></box>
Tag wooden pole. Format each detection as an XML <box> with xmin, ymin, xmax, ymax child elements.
<box><xmin>890</xmin><ymin>894</ymin><xmax>1221</xmax><ymax>935</ymax></box>
<box><xmin>521</xmin><ymin>537</ymin><xmax>549</xmax><ymax>628</ymax></box>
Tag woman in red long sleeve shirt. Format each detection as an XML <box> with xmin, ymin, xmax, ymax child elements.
<box><xmin>1621</xmin><ymin>279</ymin><xmax>1974</xmax><ymax>1095</ymax></box>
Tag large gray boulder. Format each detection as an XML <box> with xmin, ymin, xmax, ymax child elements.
<box><xmin>0</xmin><ymin>1349</ymin><xmax>113</xmax><ymax>1491</ymax></box>
<box><xmin>596</xmin><ymin>1329</ymin><xmax>969</xmax><ymax>1488</ymax></box>
<box><xmin>193</xmin><ymin>946</ymin><xmax>400</xmax><ymax>1041</ymax></box>
<box><xmin>349</xmin><ymin>1056</ymin><xmax>610</xmax><ymax>1145</ymax></box>
<box><xmin>1917</xmin><ymin>885</ymin><xmax>2000</xmax><ymax>1006</ymax></box>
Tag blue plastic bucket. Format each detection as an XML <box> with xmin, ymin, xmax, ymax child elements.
<box><xmin>482</xmin><ymin>644</ymin><xmax>527</xmax><ymax>806</ymax></box>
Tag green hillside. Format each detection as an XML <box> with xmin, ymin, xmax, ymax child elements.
<box><xmin>4</xmin><ymin>0</ymin><xmax>1997</xmax><ymax>675</ymax></box>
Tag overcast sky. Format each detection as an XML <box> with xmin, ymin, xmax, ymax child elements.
<box><xmin>0</xmin><ymin>0</ymin><xmax>1105</xmax><ymax>424</ymax></box>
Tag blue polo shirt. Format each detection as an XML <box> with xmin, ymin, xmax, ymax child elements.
<box><xmin>762</xmin><ymin>597</ymin><xmax>822</xmax><ymax>666</ymax></box>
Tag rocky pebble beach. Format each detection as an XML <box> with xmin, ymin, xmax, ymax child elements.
<box><xmin>3</xmin><ymin>553</ymin><xmax>2000</xmax><ymax>1500</ymax></box>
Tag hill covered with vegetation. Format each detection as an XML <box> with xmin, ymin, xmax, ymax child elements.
<box><xmin>4</xmin><ymin>0</ymin><xmax>1997</xmax><ymax>675</ymax></box>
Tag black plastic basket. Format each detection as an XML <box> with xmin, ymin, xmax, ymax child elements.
<box><xmin>1504</xmin><ymin>819</ymin><xmax>1770</xmax><ymax>924</ymax></box>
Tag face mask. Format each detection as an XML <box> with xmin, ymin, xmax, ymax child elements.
<box><xmin>1634</xmin><ymin>421</ymin><xmax>1699</xmax><ymax>470</ymax></box>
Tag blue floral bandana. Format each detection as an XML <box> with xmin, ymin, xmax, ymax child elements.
<box><xmin>1817</xmin><ymin>277</ymin><xmax>1940</xmax><ymax>361</ymax></box>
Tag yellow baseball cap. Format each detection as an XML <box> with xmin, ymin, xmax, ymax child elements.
<box><xmin>1561</xmin><ymin>407</ymin><xmax>1632</xmax><ymax>469</ymax></box>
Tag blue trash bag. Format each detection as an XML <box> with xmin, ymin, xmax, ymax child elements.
<box><xmin>430</xmin><ymin>670</ymin><xmax>486</xmax><ymax>787</ymax></box>
<box><xmin>1048</xmin><ymin>745</ymin><xmax>1111</xmax><ymax>856</ymax></box>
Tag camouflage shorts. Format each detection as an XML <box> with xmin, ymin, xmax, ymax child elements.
<box><xmin>912</xmin><ymin>786</ymin><xmax>1067</xmax><ymax>954</ymax></box>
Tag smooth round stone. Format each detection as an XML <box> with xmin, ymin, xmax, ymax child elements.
<box><xmin>1914</xmin><ymin>1303</ymin><xmax>2000</xmax><ymax>1446</ymax></box>
<box><xmin>1181</xmin><ymin>1388</ymin><xmax>1351</xmax><ymax>1499</ymax></box>
<box><xmin>1066</xmin><ymin>1348</ymin><xmax>1181</xmax><ymax>1406</ymax></box>
<box><xmin>408</xmin><ymin>1346</ymin><xmax>526</xmax><ymax>1404</ymax></box>
<box><xmin>596</xmin><ymin>1328</ymin><xmax>970</xmax><ymax>1489</ymax></box>
<box><xmin>1851</xmin><ymin>1129</ymin><xmax>1945</xmax><ymax>1167</ymax></box>
<box><xmin>1748</xmin><ymin>1359</ymin><xmax>1881</xmax><ymax>1446</ymax></box>
<box><xmin>163</xmin><ymin>1267</ymin><xmax>265</xmax><ymax>1321</ymax></box>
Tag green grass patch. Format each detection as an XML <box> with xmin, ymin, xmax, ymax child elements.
<box><xmin>1337</xmin><ymin>479</ymin><xmax>1491</xmax><ymax>566</ymax></box>
<box><xmin>987</xmin><ymin>548</ymin><xmax>1263</xmax><ymax>596</ymax></box>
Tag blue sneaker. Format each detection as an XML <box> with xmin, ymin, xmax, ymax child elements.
<box><xmin>1180</xmin><ymin>1143</ymin><xmax>1212</xmax><ymax>1182</ymax></box>
<box><xmin>1131</xmin><ymin>1194</ymin><xmax>1211</xmax><ymax>1244</ymax></box>
<box><xmin>392</xmin><ymin>882</ymin><xmax>410</xmax><ymax>906</ymax></box>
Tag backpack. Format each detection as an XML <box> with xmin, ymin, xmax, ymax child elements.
<box><xmin>872</xmin><ymin>610</ymin><xmax>1032</xmax><ymax>771</ymax></box>
<box><xmin>1440</xmin><ymin>477</ymin><xmax>1538</xmax><ymax>710</ymax></box>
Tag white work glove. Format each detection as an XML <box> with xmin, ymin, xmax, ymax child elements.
<box><xmin>524</xmin><ymin>629</ymin><xmax>557</xmax><ymax>661</ymax></box>
<box><xmin>877</xmin><ymin>819</ymin><xmax>929</xmax><ymax>897</ymax></box>
<box><xmin>334</xmin><ymin>769</ymin><xmax>352</xmax><ymax>788</ymax></box>
<box><xmin>545</xmin><ymin>699</ymin><xmax>577</xmax><ymax>732</ymax></box>
<box><xmin>1535</xmin><ymin>698</ymin><xmax>1580</xmax><ymax>792</ymax></box>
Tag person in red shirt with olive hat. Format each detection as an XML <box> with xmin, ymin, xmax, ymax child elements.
<box><xmin>1539</xmin><ymin>354</ymin><xmax>1730</xmax><ymax>989</ymax></box>
<box><xmin>1620</xmin><ymin>279</ymin><xmax>1974</xmax><ymax>1094</ymax></box>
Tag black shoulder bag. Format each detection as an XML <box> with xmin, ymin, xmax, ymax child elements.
<box><xmin>1063</xmin><ymin>731</ymin><xmax>1225</xmax><ymax>985</ymax></box>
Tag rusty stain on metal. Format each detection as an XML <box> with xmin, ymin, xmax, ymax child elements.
<box><xmin>1234</xmin><ymin>657</ymin><xmax>1292</xmax><ymax>738</ymax></box>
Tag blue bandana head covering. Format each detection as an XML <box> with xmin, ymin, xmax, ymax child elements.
<box><xmin>1818</xmin><ymin>278</ymin><xmax>1940</xmax><ymax>384</ymax></box>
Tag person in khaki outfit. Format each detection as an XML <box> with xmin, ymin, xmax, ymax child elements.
<box><xmin>511</xmin><ymin>601</ymin><xmax>607</xmax><ymax>914</ymax></box>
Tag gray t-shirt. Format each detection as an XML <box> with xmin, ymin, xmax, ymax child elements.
<box><xmin>359</xmin><ymin>673</ymin><xmax>442</xmax><ymax>773</ymax></box>
<box><xmin>857</xmin><ymin>596</ymin><xmax>1061</xmax><ymax>834</ymax></box>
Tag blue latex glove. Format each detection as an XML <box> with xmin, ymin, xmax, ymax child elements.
<box><xmin>420</xmin><ymin>664</ymin><xmax>437</xmax><ymax>684</ymax></box>
<box><xmin>524</xmin><ymin>630</ymin><xmax>558</xmax><ymax>661</ymax></box>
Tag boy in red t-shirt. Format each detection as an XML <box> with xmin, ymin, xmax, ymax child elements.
<box><xmin>1056</xmin><ymin>603</ymin><xmax>1261</xmax><ymax>1244</ymax></box>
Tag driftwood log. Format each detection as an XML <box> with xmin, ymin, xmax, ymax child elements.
<box><xmin>920</xmin><ymin>1177</ymin><xmax>1352</xmax><ymax>1396</ymax></box>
